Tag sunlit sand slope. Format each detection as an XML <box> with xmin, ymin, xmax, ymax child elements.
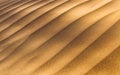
<box><xmin>0</xmin><ymin>0</ymin><xmax>120</xmax><ymax>75</ymax></box>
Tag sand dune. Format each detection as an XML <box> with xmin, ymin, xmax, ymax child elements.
<box><xmin>0</xmin><ymin>0</ymin><xmax>120</xmax><ymax>75</ymax></box>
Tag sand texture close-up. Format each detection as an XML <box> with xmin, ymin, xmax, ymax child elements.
<box><xmin>0</xmin><ymin>0</ymin><xmax>120</xmax><ymax>75</ymax></box>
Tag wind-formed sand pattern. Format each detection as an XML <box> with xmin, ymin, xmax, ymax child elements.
<box><xmin>0</xmin><ymin>0</ymin><xmax>120</xmax><ymax>75</ymax></box>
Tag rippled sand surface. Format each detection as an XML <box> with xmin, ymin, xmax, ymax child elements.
<box><xmin>0</xmin><ymin>0</ymin><xmax>120</xmax><ymax>75</ymax></box>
